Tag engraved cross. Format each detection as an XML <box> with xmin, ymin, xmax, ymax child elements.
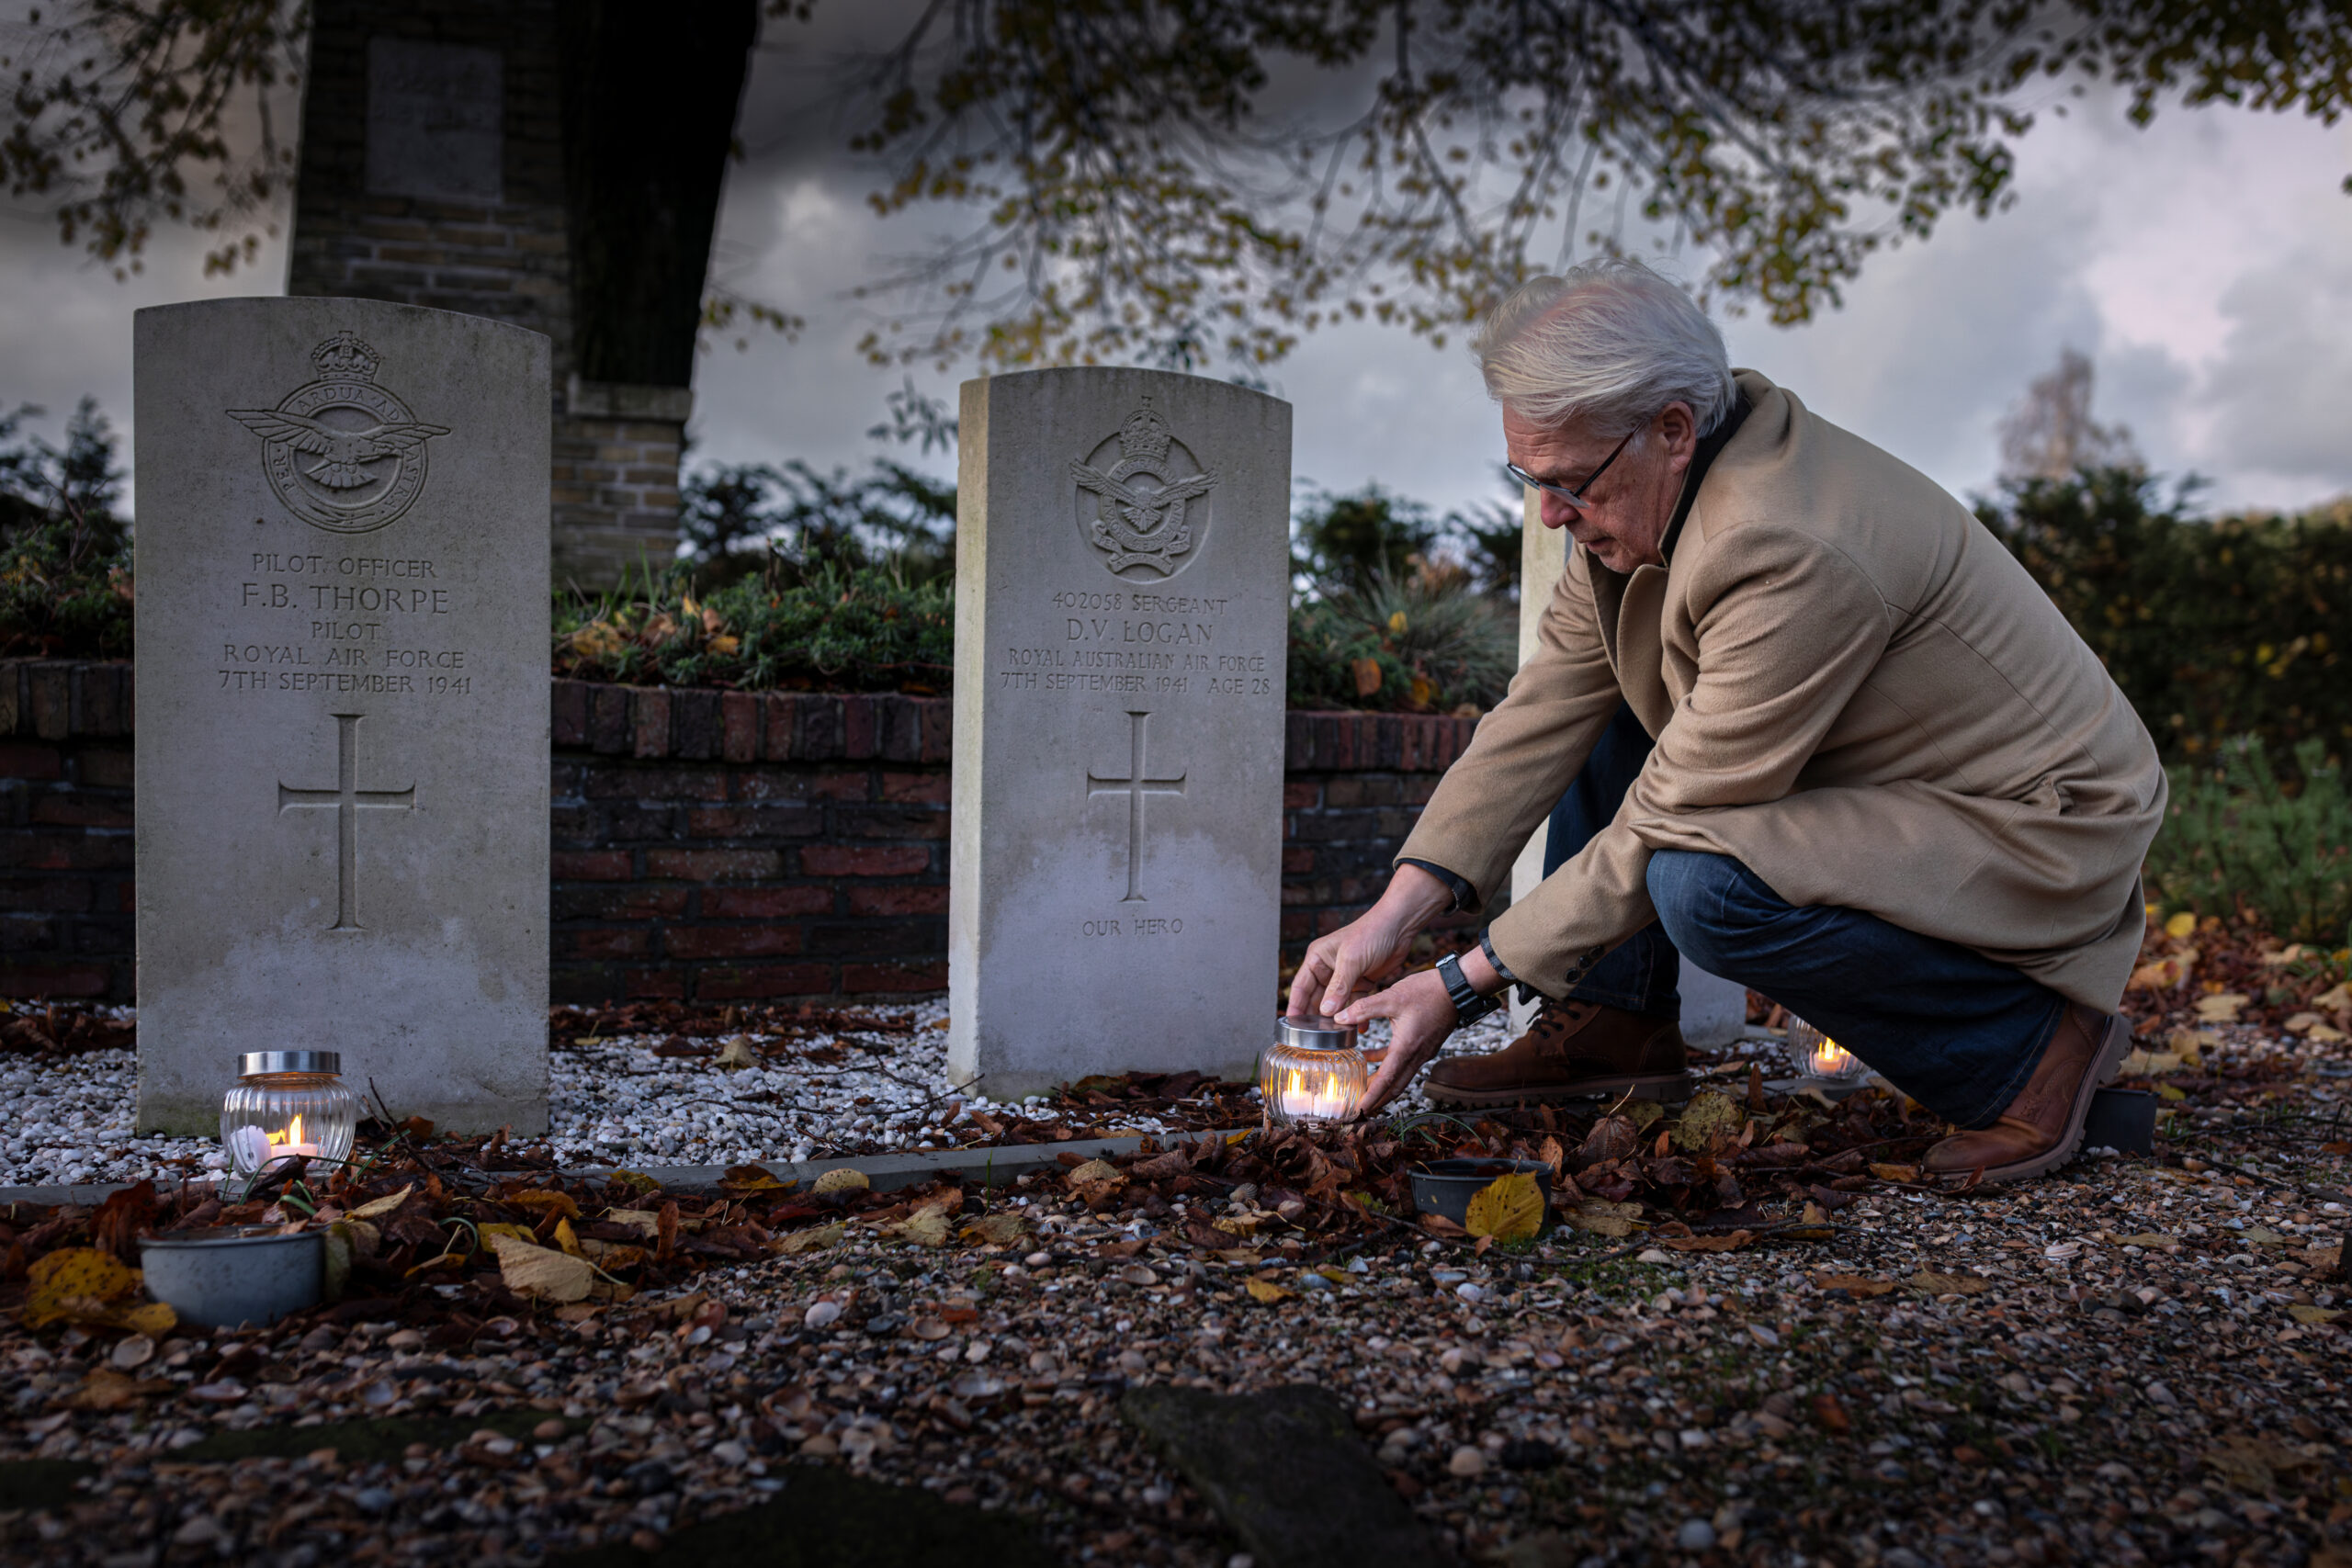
<box><xmin>278</xmin><ymin>712</ymin><xmax>415</xmax><ymax>931</ymax></box>
<box><xmin>1086</xmin><ymin>710</ymin><xmax>1186</xmax><ymax>903</ymax></box>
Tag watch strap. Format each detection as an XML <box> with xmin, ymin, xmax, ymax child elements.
<box><xmin>1435</xmin><ymin>952</ymin><xmax>1500</xmax><ymax>1024</ymax></box>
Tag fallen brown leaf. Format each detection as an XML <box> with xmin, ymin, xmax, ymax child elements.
<box><xmin>1659</xmin><ymin>1230</ymin><xmax>1753</xmax><ymax>1253</ymax></box>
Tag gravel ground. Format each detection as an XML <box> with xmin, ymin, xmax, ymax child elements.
<box><xmin>0</xmin><ymin>1112</ymin><xmax>2345</xmax><ymax>1568</ymax></box>
<box><xmin>0</xmin><ymin>1002</ymin><xmax>1527</xmax><ymax>1187</ymax></box>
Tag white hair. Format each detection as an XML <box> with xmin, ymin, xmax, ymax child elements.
<box><xmin>1472</xmin><ymin>259</ymin><xmax>1736</xmax><ymax>437</ymax></box>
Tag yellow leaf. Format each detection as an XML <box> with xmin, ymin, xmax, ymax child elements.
<box><xmin>347</xmin><ymin>1184</ymin><xmax>414</xmax><ymax>1221</ymax></box>
<box><xmin>2290</xmin><ymin>1304</ymin><xmax>2344</xmax><ymax>1325</ymax></box>
<box><xmin>959</xmin><ymin>1213</ymin><xmax>1029</xmax><ymax>1247</ymax></box>
<box><xmin>1561</xmin><ymin>1200</ymin><xmax>1643</xmax><ymax>1238</ymax></box>
<box><xmin>775</xmin><ymin>1224</ymin><xmax>845</xmax><ymax>1255</ymax></box>
<box><xmin>1245</xmin><ymin>1278</ymin><xmax>1292</xmax><ymax>1304</ymax></box>
<box><xmin>554</xmin><ymin>1218</ymin><xmax>584</xmax><ymax>1258</ymax></box>
<box><xmin>600</xmin><ymin>1209</ymin><xmax>662</xmax><ymax>1238</ymax></box>
<box><xmin>1867</xmin><ymin>1163</ymin><xmax>1919</xmax><ymax>1182</ymax></box>
<box><xmin>811</xmin><ymin>1168</ymin><xmax>870</xmax><ymax>1196</ymax></box>
<box><xmin>1065</xmin><ymin>1159</ymin><xmax>1124</xmax><ymax>1188</ymax></box>
<box><xmin>2195</xmin><ymin>992</ymin><xmax>2247</xmax><ymax>1023</ymax></box>
<box><xmin>1351</xmin><ymin>656</ymin><xmax>1383</xmax><ymax>697</ymax></box>
<box><xmin>720</xmin><ymin>1163</ymin><xmax>792</xmax><ymax>1194</ymax></box>
<box><xmin>2164</xmin><ymin>911</ymin><xmax>2198</xmax><ymax>940</ymax></box>
<box><xmin>478</xmin><ymin>1222</ymin><xmax>537</xmax><ymax>1246</ymax></box>
<box><xmin>1386</xmin><ymin>610</ymin><xmax>1408</xmax><ymax>635</ymax></box>
<box><xmin>1464</xmin><ymin>1172</ymin><xmax>1545</xmax><ymax>1241</ymax></box>
<box><xmin>1674</xmin><ymin>1091</ymin><xmax>1744</xmax><ymax>1153</ymax></box>
<box><xmin>568</xmin><ymin>622</ymin><xmax>627</xmax><ymax>660</ymax></box>
<box><xmin>22</xmin><ymin>1248</ymin><xmax>141</xmax><ymax>1329</ymax></box>
<box><xmin>489</xmin><ymin>1233</ymin><xmax>594</xmax><ymax>1303</ymax></box>
<box><xmin>506</xmin><ymin>1188</ymin><xmax>581</xmax><ymax>1221</ymax></box>
<box><xmin>1908</xmin><ymin>1271</ymin><xmax>1992</xmax><ymax>1296</ymax></box>
<box><xmin>708</xmin><ymin>634</ymin><xmax>741</xmax><ymax>657</ymax></box>
<box><xmin>2155</xmin><ymin>1083</ymin><xmax>2186</xmax><ymax>1101</ymax></box>
<box><xmin>888</xmin><ymin>1210</ymin><xmax>952</xmax><ymax>1247</ymax></box>
<box><xmin>118</xmin><ymin>1302</ymin><xmax>176</xmax><ymax>1337</ymax></box>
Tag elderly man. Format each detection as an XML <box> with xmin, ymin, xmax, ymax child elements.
<box><xmin>1288</xmin><ymin>259</ymin><xmax>2165</xmax><ymax>1185</ymax></box>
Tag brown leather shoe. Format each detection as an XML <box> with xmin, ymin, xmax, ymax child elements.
<box><xmin>1922</xmin><ymin>1004</ymin><xmax>2132</xmax><ymax>1186</ymax></box>
<box><xmin>1422</xmin><ymin>998</ymin><xmax>1689</xmax><ymax>1108</ymax></box>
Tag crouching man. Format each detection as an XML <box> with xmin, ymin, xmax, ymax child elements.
<box><xmin>1289</xmin><ymin>259</ymin><xmax>2165</xmax><ymax>1186</ymax></box>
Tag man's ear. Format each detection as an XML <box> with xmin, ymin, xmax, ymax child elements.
<box><xmin>1659</xmin><ymin>401</ymin><xmax>1700</xmax><ymax>473</ymax></box>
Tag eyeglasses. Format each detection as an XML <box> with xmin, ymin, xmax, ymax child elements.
<box><xmin>1506</xmin><ymin>427</ymin><xmax>1635</xmax><ymax>512</ymax></box>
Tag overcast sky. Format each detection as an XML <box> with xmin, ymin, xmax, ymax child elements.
<box><xmin>5</xmin><ymin>23</ymin><xmax>2348</xmax><ymax>523</ymax></box>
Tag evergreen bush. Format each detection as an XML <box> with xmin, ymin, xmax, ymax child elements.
<box><xmin>2145</xmin><ymin>737</ymin><xmax>2352</xmax><ymax>948</ymax></box>
<box><xmin>1977</xmin><ymin>468</ymin><xmax>2352</xmax><ymax>769</ymax></box>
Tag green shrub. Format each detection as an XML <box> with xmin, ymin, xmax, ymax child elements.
<box><xmin>1977</xmin><ymin>469</ymin><xmax>2352</xmax><ymax>768</ymax></box>
<box><xmin>0</xmin><ymin>400</ymin><xmax>132</xmax><ymax>659</ymax></box>
<box><xmin>2145</xmin><ymin>737</ymin><xmax>2352</xmax><ymax>947</ymax></box>
<box><xmin>555</xmin><ymin>558</ymin><xmax>951</xmax><ymax>694</ymax></box>
<box><xmin>1286</xmin><ymin>567</ymin><xmax>1516</xmax><ymax>714</ymax></box>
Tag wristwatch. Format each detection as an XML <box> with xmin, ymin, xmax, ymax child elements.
<box><xmin>1434</xmin><ymin>951</ymin><xmax>1501</xmax><ymax>1026</ymax></box>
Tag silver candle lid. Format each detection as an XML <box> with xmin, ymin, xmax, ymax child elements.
<box><xmin>236</xmin><ymin>1051</ymin><xmax>342</xmax><ymax>1077</ymax></box>
<box><xmin>1275</xmin><ymin>1014</ymin><xmax>1358</xmax><ymax>1052</ymax></box>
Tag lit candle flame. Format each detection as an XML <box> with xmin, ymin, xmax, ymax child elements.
<box><xmin>266</xmin><ymin>1113</ymin><xmax>317</xmax><ymax>1156</ymax></box>
<box><xmin>1278</xmin><ymin>1066</ymin><xmax>1352</xmax><ymax>1121</ymax></box>
<box><xmin>1808</xmin><ymin>1037</ymin><xmax>1862</xmax><ymax>1079</ymax></box>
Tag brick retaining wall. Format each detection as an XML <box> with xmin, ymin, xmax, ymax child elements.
<box><xmin>2</xmin><ymin>661</ymin><xmax>1487</xmax><ymax>1002</ymax></box>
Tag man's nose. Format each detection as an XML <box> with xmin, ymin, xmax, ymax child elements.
<box><xmin>1539</xmin><ymin>491</ymin><xmax>1584</xmax><ymax>530</ymax></box>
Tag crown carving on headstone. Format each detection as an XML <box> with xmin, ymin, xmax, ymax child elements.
<box><xmin>1117</xmin><ymin>398</ymin><xmax>1172</xmax><ymax>466</ymax></box>
<box><xmin>311</xmin><ymin>333</ymin><xmax>381</xmax><ymax>382</ymax></box>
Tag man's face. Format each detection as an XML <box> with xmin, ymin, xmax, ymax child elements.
<box><xmin>1503</xmin><ymin>402</ymin><xmax>1698</xmax><ymax>573</ymax></box>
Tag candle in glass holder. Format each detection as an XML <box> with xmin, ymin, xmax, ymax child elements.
<box><xmin>220</xmin><ymin>1051</ymin><xmax>361</xmax><ymax>1179</ymax></box>
<box><xmin>1261</xmin><ymin>1016</ymin><xmax>1370</xmax><ymax>1125</ymax></box>
<box><xmin>1784</xmin><ymin>1016</ymin><xmax>1867</xmax><ymax>1082</ymax></box>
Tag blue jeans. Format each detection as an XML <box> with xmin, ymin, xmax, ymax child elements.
<box><xmin>1544</xmin><ymin>702</ymin><xmax>1683</xmax><ymax>1018</ymax></box>
<box><xmin>1645</xmin><ymin>848</ymin><xmax>2065</xmax><ymax>1128</ymax></box>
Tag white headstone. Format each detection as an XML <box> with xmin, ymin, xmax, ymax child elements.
<box><xmin>134</xmin><ymin>297</ymin><xmax>550</xmax><ymax>1134</ymax></box>
<box><xmin>1506</xmin><ymin>488</ymin><xmax>1748</xmax><ymax>1046</ymax></box>
<box><xmin>949</xmin><ymin>369</ymin><xmax>1291</xmax><ymax>1098</ymax></box>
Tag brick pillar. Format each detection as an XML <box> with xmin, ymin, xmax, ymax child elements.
<box><xmin>554</xmin><ymin>378</ymin><xmax>693</xmax><ymax>588</ymax></box>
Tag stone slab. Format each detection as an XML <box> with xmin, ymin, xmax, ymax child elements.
<box><xmin>133</xmin><ymin>298</ymin><xmax>550</xmax><ymax>1134</ymax></box>
<box><xmin>950</xmin><ymin>369</ymin><xmax>1291</xmax><ymax>1098</ymax></box>
<box><xmin>1121</xmin><ymin>1383</ymin><xmax>1439</xmax><ymax>1568</ymax></box>
<box><xmin>366</xmin><ymin>38</ymin><xmax>503</xmax><ymax>204</ymax></box>
<box><xmin>0</xmin><ymin>1128</ymin><xmax>1254</xmax><ymax>1208</ymax></box>
<box><xmin>548</xmin><ymin>1465</ymin><xmax>1046</xmax><ymax>1568</ymax></box>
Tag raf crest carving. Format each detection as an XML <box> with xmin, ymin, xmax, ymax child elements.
<box><xmin>229</xmin><ymin>333</ymin><xmax>447</xmax><ymax>534</ymax></box>
<box><xmin>1071</xmin><ymin>399</ymin><xmax>1218</xmax><ymax>579</ymax></box>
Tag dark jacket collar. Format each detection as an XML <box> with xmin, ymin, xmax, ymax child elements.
<box><xmin>1659</xmin><ymin>389</ymin><xmax>1753</xmax><ymax>567</ymax></box>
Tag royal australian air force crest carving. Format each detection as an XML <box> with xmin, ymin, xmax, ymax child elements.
<box><xmin>229</xmin><ymin>333</ymin><xmax>447</xmax><ymax>534</ymax></box>
<box><xmin>1071</xmin><ymin>398</ymin><xmax>1219</xmax><ymax>580</ymax></box>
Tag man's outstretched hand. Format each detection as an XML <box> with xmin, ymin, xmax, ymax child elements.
<box><xmin>1332</xmin><ymin>966</ymin><xmax>1459</xmax><ymax>1117</ymax></box>
<box><xmin>1284</xmin><ymin>863</ymin><xmax>1455</xmax><ymax>1021</ymax></box>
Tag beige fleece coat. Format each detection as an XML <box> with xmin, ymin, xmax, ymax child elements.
<box><xmin>1396</xmin><ymin>370</ymin><xmax>2165</xmax><ymax>1010</ymax></box>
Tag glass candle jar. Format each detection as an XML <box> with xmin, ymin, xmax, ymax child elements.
<box><xmin>220</xmin><ymin>1051</ymin><xmax>361</xmax><ymax>1179</ymax></box>
<box><xmin>1784</xmin><ymin>1016</ymin><xmax>1868</xmax><ymax>1082</ymax></box>
<box><xmin>1260</xmin><ymin>1016</ymin><xmax>1371</xmax><ymax>1125</ymax></box>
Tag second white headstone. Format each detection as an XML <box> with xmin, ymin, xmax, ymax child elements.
<box><xmin>134</xmin><ymin>297</ymin><xmax>550</xmax><ymax>1135</ymax></box>
<box><xmin>949</xmin><ymin>369</ymin><xmax>1291</xmax><ymax>1097</ymax></box>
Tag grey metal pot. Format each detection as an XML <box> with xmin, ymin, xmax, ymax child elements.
<box><xmin>138</xmin><ymin>1227</ymin><xmax>322</xmax><ymax>1328</ymax></box>
<box><xmin>1408</xmin><ymin>1157</ymin><xmax>1554</xmax><ymax>1230</ymax></box>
